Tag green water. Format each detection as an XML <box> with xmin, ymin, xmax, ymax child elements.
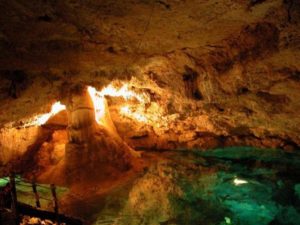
<box><xmin>170</xmin><ymin>147</ymin><xmax>300</xmax><ymax>225</ymax></box>
<box><xmin>92</xmin><ymin>147</ymin><xmax>300</xmax><ymax>225</ymax></box>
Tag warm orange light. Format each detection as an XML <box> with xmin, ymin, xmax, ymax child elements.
<box><xmin>50</xmin><ymin>102</ymin><xmax>67</xmax><ymax>115</ymax></box>
<box><xmin>88</xmin><ymin>84</ymin><xmax>147</xmax><ymax>124</ymax></box>
<box><xmin>87</xmin><ymin>86</ymin><xmax>106</xmax><ymax>125</ymax></box>
<box><xmin>101</xmin><ymin>84</ymin><xmax>144</xmax><ymax>102</ymax></box>
<box><xmin>120</xmin><ymin>105</ymin><xmax>131</xmax><ymax>114</ymax></box>
<box><xmin>23</xmin><ymin>101</ymin><xmax>66</xmax><ymax>127</ymax></box>
<box><xmin>120</xmin><ymin>105</ymin><xmax>148</xmax><ymax>122</ymax></box>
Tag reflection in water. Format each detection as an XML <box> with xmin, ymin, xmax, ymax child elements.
<box><xmin>91</xmin><ymin>147</ymin><xmax>300</xmax><ymax>225</ymax></box>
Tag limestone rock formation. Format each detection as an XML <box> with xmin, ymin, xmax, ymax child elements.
<box><xmin>64</xmin><ymin>84</ymin><xmax>134</xmax><ymax>183</ymax></box>
<box><xmin>0</xmin><ymin>0</ymin><xmax>299</xmax><ymax>179</ymax></box>
<box><xmin>0</xmin><ymin>2</ymin><xmax>300</xmax><ymax>224</ymax></box>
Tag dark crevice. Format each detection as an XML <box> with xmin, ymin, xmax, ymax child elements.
<box><xmin>237</xmin><ymin>87</ymin><xmax>249</xmax><ymax>95</ymax></box>
<box><xmin>256</xmin><ymin>91</ymin><xmax>290</xmax><ymax>104</ymax></box>
<box><xmin>37</xmin><ymin>14</ymin><xmax>53</xmax><ymax>22</ymax></box>
<box><xmin>183</xmin><ymin>65</ymin><xmax>203</xmax><ymax>100</ymax></box>
<box><xmin>248</xmin><ymin>0</ymin><xmax>267</xmax><ymax>8</ymax></box>
<box><xmin>284</xmin><ymin>0</ymin><xmax>294</xmax><ymax>23</ymax></box>
<box><xmin>2</xmin><ymin>70</ymin><xmax>28</xmax><ymax>99</ymax></box>
<box><xmin>156</xmin><ymin>0</ymin><xmax>171</xmax><ymax>10</ymax></box>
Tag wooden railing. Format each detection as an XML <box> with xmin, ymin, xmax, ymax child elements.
<box><xmin>0</xmin><ymin>174</ymin><xmax>82</xmax><ymax>225</ymax></box>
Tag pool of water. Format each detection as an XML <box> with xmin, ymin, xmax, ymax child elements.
<box><xmin>3</xmin><ymin>147</ymin><xmax>300</xmax><ymax>225</ymax></box>
<box><xmin>91</xmin><ymin>147</ymin><xmax>300</xmax><ymax>225</ymax></box>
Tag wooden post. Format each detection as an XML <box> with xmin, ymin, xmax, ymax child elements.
<box><xmin>50</xmin><ymin>184</ymin><xmax>59</xmax><ymax>225</ymax></box>
<box><xmin>9</xmin><ymin>173</ymin><xmax>19</xmax><ymax>225</ymax></box>
<box><xmin>32</xmin><ymin>182</ymin><xmax>41</xmax><ymax>208</ymax></box>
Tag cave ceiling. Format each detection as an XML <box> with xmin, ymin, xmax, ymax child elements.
<box><xmin>0</xmin><ymin>0</ymin><xmax>297</xmax><ymax>69</ymax></box>
<box><xmin>0</xmin><ymin>0</ymin><xmax>300</xmax><ymax>150</ymax></box>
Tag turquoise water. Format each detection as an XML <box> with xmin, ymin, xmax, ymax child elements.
<box><xmin>170</xmin><ymin>147</ymin><xmax>300</xmax><ymax>225</ymax></box>
<box><xmin>92</xmin><ymin>147</ymin><xmax>300</xmax><ymax>225</ymax></box>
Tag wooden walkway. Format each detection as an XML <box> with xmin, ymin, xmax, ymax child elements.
<box><xmin>0</xmin><ymin>174</ymin><xmax>83</xmax><ymax>225</ymax></box>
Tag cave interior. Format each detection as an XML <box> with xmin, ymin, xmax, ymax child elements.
<box><xmin>0</xmin><ymin>0</ymin><xmax>300</xmax><ymax>225</ymax></box>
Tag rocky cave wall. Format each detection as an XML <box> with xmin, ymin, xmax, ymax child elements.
<box><xmin>0</xmin><ymin>0</ymin><xmax>300</xmax><ymax>169</ymax></box>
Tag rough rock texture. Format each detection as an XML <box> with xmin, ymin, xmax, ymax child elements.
<box><xmin>0</xmin><ymin>0</ymin><xmax>300</xmax><ymax>168</ymax></box>
<box><xmin>0</xmin><ymin>126</ymin><xmax>50</xmax><ymax>166</ymax></box>
<box><xmin>64</xmin><ymin>85</ymin><xmax>134</xmax><ymax>184</ymax></box>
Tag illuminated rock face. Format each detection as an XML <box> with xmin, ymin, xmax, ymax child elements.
<box><xmin>65</xmin><ymin>85</ymin><xmax>133</xmax><ymax>183</ymax></box>
<box><xmin>0</xmin><ymin>126</ymin><xmax>50</xmax><ymax>167</ymax></box>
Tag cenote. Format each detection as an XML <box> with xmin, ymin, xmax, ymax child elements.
<box><xmin>1</xmin><ymin>0</ymin><xmax>300</xmax><ymax>224</ymax></box>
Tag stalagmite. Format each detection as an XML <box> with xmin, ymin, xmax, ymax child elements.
<box><xmin>65</xmin><ymin>85</ymin><xmax>137</xmax><ymax>183</ymax></box>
